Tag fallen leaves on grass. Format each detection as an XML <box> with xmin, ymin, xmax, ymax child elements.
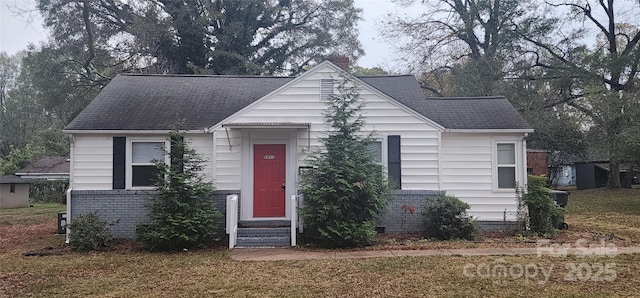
<box><xmin>0</xmin><ymin>219</ymin><xmax>58</xmax><ymax>252</ymax></box>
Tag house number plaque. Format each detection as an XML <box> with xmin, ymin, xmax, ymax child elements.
<box><xmin>263</xmin><ymin>155</ymin><xmax>275</xmax><ymax>160</ymax></box>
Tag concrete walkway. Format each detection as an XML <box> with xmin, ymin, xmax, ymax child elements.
<box><xmin>230</xmin><ymin>246</ymin><xmax>640</xmax><ymax>261</ymax></box>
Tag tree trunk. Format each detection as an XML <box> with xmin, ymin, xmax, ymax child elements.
<box><xmin>607</xmin><ymin>160</ymin><xmax>622</xmax><ymax>189</ymax></box>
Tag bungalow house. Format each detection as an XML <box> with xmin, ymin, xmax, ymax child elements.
<box><xmin>64</xmin><ymin>60</ymin><xmax>532</xmax><ymax>246</ymax></box>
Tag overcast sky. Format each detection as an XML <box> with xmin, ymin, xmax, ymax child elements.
<box><xmin>0</xmin><ymin>0</ymin><xmax>423</xmax><ymax>69</ymax></box>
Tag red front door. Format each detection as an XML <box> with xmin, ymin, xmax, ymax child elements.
<box><xmin>253</xmin><ymin>144</ymin><xmax>286</xmax><ymax>217</ymax></box>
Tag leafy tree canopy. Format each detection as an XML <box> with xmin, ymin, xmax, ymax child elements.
<box><xmin>37</xmin><ymin>0</ymin><xmax>364</xmax><ymax>76</ymax></box>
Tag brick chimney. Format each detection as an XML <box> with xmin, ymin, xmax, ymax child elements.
<box><xmin>325</xmin><ymin>55</ymin><xmax>349</xmax><ymax>70</ymax></box>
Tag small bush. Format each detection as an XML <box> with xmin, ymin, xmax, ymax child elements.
<box><xmin>68</xmin><ymin>212</ymin><xmax>113</xmax><ymax>251</ymax></box>
<box><xmin>520</xmin><ymin>175</ymin><xmax>564</xmax><ymax>237</ymax></box>
<box><xmin>421</xmin><ymin>194</ymin><xmax>479</xmax><ymax>240</ymax></box>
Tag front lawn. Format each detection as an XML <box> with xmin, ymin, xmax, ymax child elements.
<box><xmin>565</xmin><ymin>188</ymin><xmax>640</xmax><ymax>241</ymax></box>
<box><xmin>1</xmin><ymin>191</ymin><xmax>639</xmax><ymax>297</ymax></box>
<box><xmin>0</xmin><ymin>203</ymin><xmax>66</xmax><ymax>226</ymax></box>
<box><xmin>2</xmin><ymin>244</ymin><xmax>638</xmax><ymax>297</ymax></box>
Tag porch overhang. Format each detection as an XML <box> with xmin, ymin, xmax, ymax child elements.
<box><xmin>222</xmin><ymin>122</ymin><xmax>311</xmax><ymax>129</ymax></box>
<box><xmin>221</xmin><ymin>122</ymin><xmax>311</xmax><ymax>150</ymax></box>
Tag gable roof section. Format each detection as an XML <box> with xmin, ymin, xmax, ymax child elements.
<box><xmin>0</xmin><ymin>175</ymin><xmax>30</xmax><ymax>184</ymax></box>
<box><xmin>16</xmin><ymin>156</ymin><xmax>70</xmax><ymax>176</ymax></box>
<box><xmin>359</xmin><ymin>76</ymin><xmax>530</xmax><ymax>130</ymax></box>
<box><xmin>65</xmin><ymin>68</ymin><xmax>531</xmax><ymax>132</ymax></box>
<box><xmin>418</xmin><ymin>96</ymin><xmax>531</xmax><ymax>130</ymax></box>
<box><xmin>65</xmin><ymin>74</ymin><xmax>294</xmax><ymax>131</ymax></box>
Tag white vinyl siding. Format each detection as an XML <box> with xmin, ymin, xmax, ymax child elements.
<box><xmin>440</xmin><ymin>133</ymin><xmax>525</xmax><ymax>221</ymax></box>
<box><xmin>71</xmin><ymin>135</ymin><xmax>113</xmax><ymax>190</ymax></box>
<box><xmin>71</xmin><ymin>133</ymin><xmax>214</xmax><ymax>190</ymax></box>
<box><xmin>216</xmin><ymin>64</ymin><xmax>441</xmax><ymax>190</ymax></box>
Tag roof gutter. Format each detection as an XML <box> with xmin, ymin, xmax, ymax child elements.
<box><xmin>444</xmin><ymin>129</ymin><xmax>534</xmax><ymax>133</ymax></box>
<box><xmin>63</xmin><ymin>129</ymin><xmax>210</xmax><ymax>134</ymax></box>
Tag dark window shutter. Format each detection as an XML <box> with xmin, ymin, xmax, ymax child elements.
<box><xmin>388</xmin><ymin>135</ymin><xmax>401</xmax><ymax>189</ymax></box>
<box><xmin>113</xmin><ymin>137</ymin><xmax>126</xmax><ymax>189</ymax></box>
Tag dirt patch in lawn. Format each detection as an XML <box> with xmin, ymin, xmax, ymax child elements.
<box><xmin>0</xmin><ymin>219</ymin><xmax>60</xmax><ymax>252</ymax></box>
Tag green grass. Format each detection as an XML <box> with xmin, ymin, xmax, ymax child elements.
<box><xmin>566</xmin><ymin>188</ymin><xmax>640</xmax><ymax>215</ymax></box>
<box><xmin>0</xmin><ymin>203</ymin><xmax>65</xmax><ymax>226</ymax></box>
<box><xmin>1</xmin><ymin>249</ymin><xmax>638</xmax><ymax>297</ymax></box>
<box><xmin>1</xmin><ymin>190</ymin><xmax>639</xmax><ymax>297</ymax></box>
<box><xmin>565</xmin><ymin>188</ymin><xmax>640</xmax><ymax>241</ymax></box>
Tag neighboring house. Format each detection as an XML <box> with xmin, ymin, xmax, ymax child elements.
<box><xmin>0</xmin><ymin>176</ymin><xmax>30</xmax><ymax>209</ymax></box>
<box><xmin>64</xmin><ymin>60</ymin><xmax>532</xmax><ymax>244</ymax></box>
<box><xmin>16</xmin><ymin>156</ymin><xmax>70</xmax><ymax>180</ymax></box>
<box><xmin>575</xmin><ymin>161</ymin><xmax>633</xmax><ymax>190</ymax></box>
<box><xmin>526</xmin><ymin>149</ymin><xmax>548</xmax><ymax>176</ymax></box>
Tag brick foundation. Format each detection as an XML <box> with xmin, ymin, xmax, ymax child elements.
<box><xmin>70</xmin><ymin>189</ymin><xmax>520</xmax><ymax>239</ymax></box>
<box><xmin>70</xmin><ymin>190</ymin><xmax>238</xmax><ymax>238</ymax></box>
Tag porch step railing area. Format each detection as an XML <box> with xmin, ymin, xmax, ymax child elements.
<box><xmin>290</xmin><ymin>195</ymin><xmax>297</xmax><ymax>246</ymax></box>
<box><xmin>226</xmin><ymin>194</ymin><xmax>303</xmax><ymax>248</ymax></box>
<box><xmin>226</xmin><ymin>194</ymin><xmax>238</xmax><ymax>249</ymax></box>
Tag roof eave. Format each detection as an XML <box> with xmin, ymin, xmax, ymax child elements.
<box><xmin>445</xmin><ymin>128</ymin><xmax>534</xmax><ymax>133</ymax></box>
<box><xmin>63</xmin><ymin>129</ymin><xmax>210</xmax><ymax>134</ymax></box>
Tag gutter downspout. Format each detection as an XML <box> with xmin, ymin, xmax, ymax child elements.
<box><xmin>65</xmin><ymin>134</ymin><xmax>75</xmax><ymax>243</ymax></box>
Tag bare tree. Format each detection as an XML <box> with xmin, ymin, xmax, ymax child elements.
<box><xmin>521</xmin><ymin>0</ymin><xmax>640</xmax><ymax>188</ymax></box>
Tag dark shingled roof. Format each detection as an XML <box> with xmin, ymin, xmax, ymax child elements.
<box><xmin>66</xmin><ymin>73</ymin><xmax>531</xmax><ymax>131</ymax></box>
<box><xmin>0</xmin><ymin>175</ymin><xmax>30</xmax><ymax>184</ymax></box>
<box><xmin>359</xmin><ymin>76</ymin><xmax>531</xmax><ymax>130</ymax></box>
<box><xmin>16</xmin><ymin>156</ymin><xmax>70</xmax><ymax>175</ymax></box>
<box><xmin>66</xmin><ymin>74</ymin><xmax>294</xmax><ymax>131</ymax></box>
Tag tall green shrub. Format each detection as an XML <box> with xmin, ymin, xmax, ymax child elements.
<box><xmin>421</xmin><ymin>194</ymin><xmax>479</xmax><ymax>240</ymax></box>
<box><xmin>300</xmin><ymin>76</ymin><xmax>389</xmax><ymax>248</ymax></box>
<box><xmin>520</xmin><ymin>175</ymin><xmax>564</xmax><ymax>237</ymax></box>
<box><xmin>136</xmin><ymin>131</ymin><xmax>222</xmax><ymax>251</ymax></box>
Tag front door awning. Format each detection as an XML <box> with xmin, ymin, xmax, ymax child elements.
<box><xmin>221</xmin><ymin>122</ymin><xmax>311</xmax><ymax>150</ymax></box>
<box><xmin>222</xmin><ymin>122</ymin><xmax>311</xmax><ymax>129</ymax></box>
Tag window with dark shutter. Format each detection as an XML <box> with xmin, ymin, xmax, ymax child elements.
<box><xmin>131</xmin><ymin>142</ymin><xmax>164</xmax><ymax>187</ymax></box>
<box><xmin>387</xmin><ymin>135</ymin><xmax>401</xmax><ymax>189</ymax></box>
<box><xmin>113</xmin><ymin>137</ymin><xmax>126</xmax><ymax>189</ymax></box>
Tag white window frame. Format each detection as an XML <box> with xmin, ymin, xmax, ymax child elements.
<box><xmin>126</xmin><ymin>138</ymin><xmax>169</xmax><ymax>190</ymax></box>
<box><xmin>491</xmin><ymin>138</ymin><xmax>523</xmax><ymax>192</ymax></box>
<box><xmin>368</xmin><ymin>139</ymin><xmax>386</xmax><ymax>165</ymax></box>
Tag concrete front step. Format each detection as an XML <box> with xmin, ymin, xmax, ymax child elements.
<box><xmin>237</xmin><ymin>227</ymin><xmax>290</xmax><ymax>237</ymax></box>
<box><xmin>239</xmin><ymin>220</ymin><xmax>291</xmax><ymax>228</ymax></box>
<box><xmin>236</xmin><ymin>236</ymin><xmax>290</xmax><ymax>247</ymax></box>
<box><xmin>236</xmin><ymin>227</ymin><xmax>291</xmax><ymax>247</ymax></box>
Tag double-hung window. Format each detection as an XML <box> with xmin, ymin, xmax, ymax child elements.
<box><xmin>366</xmin><ymin>136</ymin><xmax>402</xmax><ymax>189</ymax></box>
<box><xmin>129</xmin><ymin>140</ymin><xmax>167</xmax><ymax>188</ymax></box>
<box><xmin>496</xmin><ymin>143</ymin><xmax>517</xmax><ymax>189</ymax></box>
<box><xmin>369</xmin><ymin>140</ymin><xmax>383</xmax><ymax>164</ymax></box>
